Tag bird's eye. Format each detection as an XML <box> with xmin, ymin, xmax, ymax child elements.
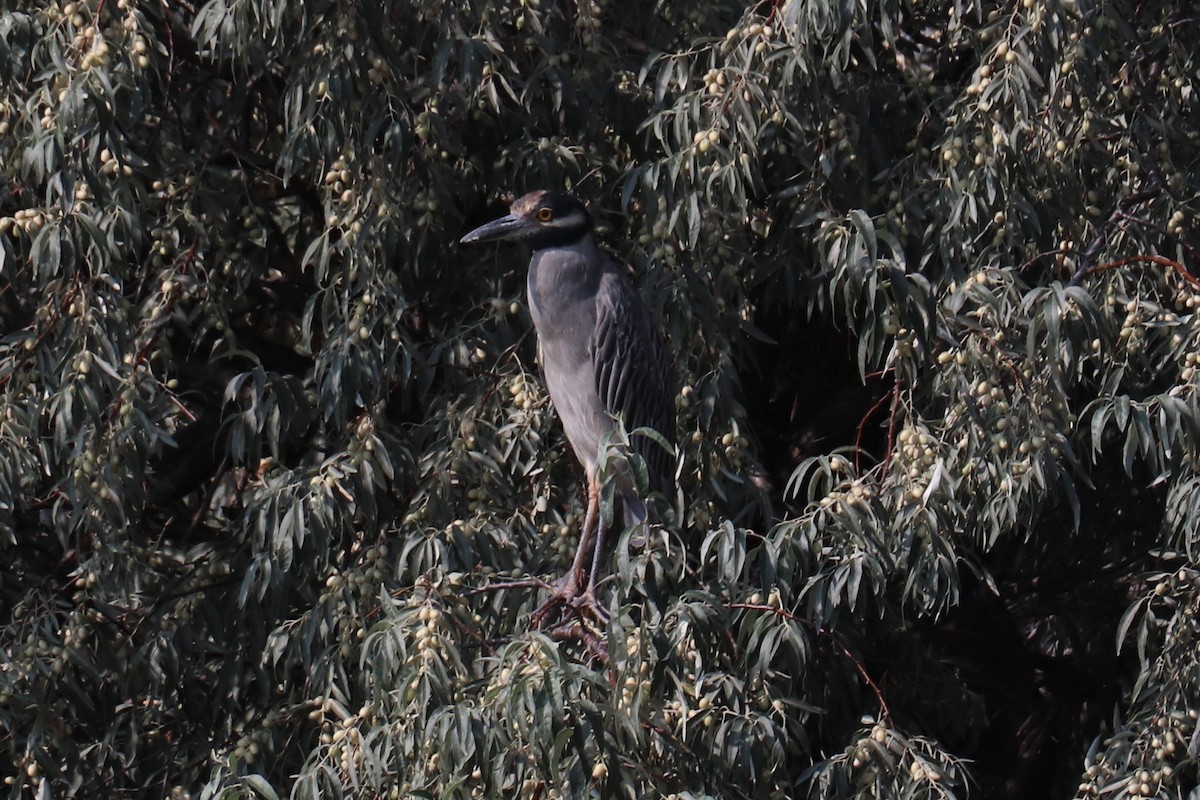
<box><xmin>536</xmin><ymin>208</ymin><xmax>554</xmax><ymax>222</ymax></box>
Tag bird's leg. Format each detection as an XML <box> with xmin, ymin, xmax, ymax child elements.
<box><xmin>588</xmin><ymin>493</ymin><xmax>623</xmax><ymax>593</ymax></box>
<box><xmin>567</xmin><ymin>475</ymin><xmax>600</xmax><ymax>593</ymax></box>
<box><xmin>576</xmin><ymin>475</ymin><xmax>646</xmax><ymax>623</ymax></box>
<box><xmin>572</xmin><ymin>502</ymin><xmax>613</xmax><ymax>624</ymax></box>
<box><xmin>532</xmin><ymin>476</ymin><xmax>600</xmax><ymax>628</ymax></box>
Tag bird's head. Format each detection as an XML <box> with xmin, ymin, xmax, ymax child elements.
<box><xmin>460</xmin><ymin>190</ymin><xmax>593</xmax><ymax>249</ymax></box>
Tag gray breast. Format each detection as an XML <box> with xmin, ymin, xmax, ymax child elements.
<box><xmin>526</xmin><ymin>238</ymin><xmax>615</xmax><ymax>474</ymax></box>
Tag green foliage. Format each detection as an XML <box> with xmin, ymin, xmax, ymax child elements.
<box><xmin>1</xmin><ymin>0</ymin><xmax>1198</xmax><ymax>798</ymax></box>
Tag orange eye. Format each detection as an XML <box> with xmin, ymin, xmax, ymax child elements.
<box><xmin>536</xmin><ymin>208</ymin><xmax>554</xmax><ymax>222</ymax></box>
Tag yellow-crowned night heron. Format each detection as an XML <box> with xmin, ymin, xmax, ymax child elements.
<box><xmin>461</xmin><ymin>190</ymin><xmax>674</xmax><ymax>624</ymax></box>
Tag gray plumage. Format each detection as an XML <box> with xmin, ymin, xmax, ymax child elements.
<box><xmin>528</xmin><ymin>233</ymin><xmax>674</xmax><ymax>500</ymax></box>
<box><xmin>461</xmin><ymin>189</ymin><xmax>674</xmax><ymax>618</ymax></box>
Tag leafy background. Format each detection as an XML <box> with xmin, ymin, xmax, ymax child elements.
<box><xmin>1</xmin><ymin>0</ymin><xmax>1198</xmax><ymax>798</ymax></box>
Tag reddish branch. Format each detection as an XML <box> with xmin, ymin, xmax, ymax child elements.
<box><xmin>855</xmin><ymin>382</ymin><xmax>899</xmax><ymax>473</ymax></box>
<box><xmin>1073</xmin><ymin>254</ymin><xmax>1200</xmax><ymax>290</ymax></box>
<box><xmin>1067</xmin><ymin>180</ymin><xmax>1161</xmax><ymax>287</ymax></box>
<box><xmin>726</xmin><ymin>601</ymin><xmax>892</xmax><ymax>724</ymax></box>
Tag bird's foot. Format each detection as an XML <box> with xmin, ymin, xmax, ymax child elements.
<box><xmin>529</xmin><ymin>573</ymin><xmax>580</xmax><ymax>629</ymax></box>
<box><xmin>470</xmin><ymin>574</ymin><xmax>610</xmax><ymax>663</ymax></box>
<box><xmin>537</xmin><ymin>584</ymin><xmax>610</xmax><ymax>665</ymax></box>
<box><xmin>530</xmin><ymin>574</ymin><xmax>610</xmax><ymax>631</ymax></box>
<box><xmin>568</xmin><ymin>587</ymin><xmax>610</xmax><ymax>625</ymax></box>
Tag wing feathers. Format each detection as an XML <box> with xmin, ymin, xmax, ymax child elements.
<box><xmin>590</xmin><ymin>271</ymin><xmax>674</xmax><ymax>495</ymax></box>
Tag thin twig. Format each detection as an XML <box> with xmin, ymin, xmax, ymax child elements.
<box><xmin>726</xmin><ymin>601</ymin><xmax>893</xmax><ymax>724</ymax></box>
<box><xmin>1073</xmin><ymin>254</ymin><xmax>1200</xmax><ymax>290</ymax></box>
<box><xmin>883</xmin><ymin>384</ymin><xmax>901</xmax><ymax>474</ymax></box>
<box><xmin>855</xmin><ymin>385</ymin><xmax>895</xmax><ymax>473</ymax></box>
<box><xmin>1067</xmin><ymin>183</ymin><xmax>1162</xmax><ymax>287</ymax></box>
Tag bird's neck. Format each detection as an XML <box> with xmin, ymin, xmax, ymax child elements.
<box><xmin>527</xmin><ymin>233</ymin><xmax>604</xmax><ymax>321</ymax></box>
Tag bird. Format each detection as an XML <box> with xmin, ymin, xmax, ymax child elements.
<box><xmin>461</xmin><ymin>190</ymin><xmax>675</xmax><ymax>626</ymax></box>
